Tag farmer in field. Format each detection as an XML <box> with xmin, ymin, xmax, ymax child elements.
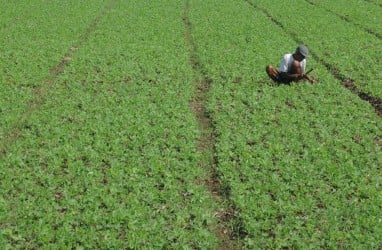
<box><xmin>266</xmin><ymin>45</ymin><xmax>316</xmax><ymax>84</ymax></box>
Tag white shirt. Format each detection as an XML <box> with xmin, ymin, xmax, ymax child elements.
<box><xmin>278</xmin><ymin>53</ymin><xmax>306</xmax><ymax>73</ymax></box>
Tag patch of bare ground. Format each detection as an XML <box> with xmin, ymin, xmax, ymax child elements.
<box><xmin>0</xmin><ymin>0</ymin><xmax>117</xmax><ymax>158</ymax></box>
<box><xmin>374</xmin><ymin>136</ymin><xmax>382</xmax><ymax>149</ymax></box>
<box><xmin>183</xmin><ymin>1</ymin><xmax>243</xmax><ymax>248</ymax></box>
<box><xmin>339</xmin><ymin>79</ymin><xmax>382</xmax><ymax>117</ymax></box>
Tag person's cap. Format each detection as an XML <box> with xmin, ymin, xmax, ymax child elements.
<box><xmin>296</xmin><ymin>45</ymin><xmax>309</xmax><ymax>57</ymax></box>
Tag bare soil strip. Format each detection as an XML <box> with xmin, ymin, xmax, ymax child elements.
<box><xmin>305</xmin><ymin>0</ymin><xmax>381</xmax><ymax>40</ymax></box>
<box><xmin>183</xmin><ymin>1</ymin><xmax>243</xmax><ymax>248</ymax></box>
<box><xmin>0</xmin><ymin>0</ymin><xmax>116</xmax><ymax>157</ymax></box>
<box><xmin>245</xmin><ymin>0</ymin><xmax>382</xmax><ymax>119</ymax></box>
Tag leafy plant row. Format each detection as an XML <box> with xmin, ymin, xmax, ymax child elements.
<box><xmin>1</xmin><ymin>0</ymin><xmax>220</xmax><ymax>248</ymax></box>
<box><xmin>365</xmin><ymin>0</ymin><xmax>382</xmax><ymax>8</ymax></box>
<box><xmin>306</xmin><ymin>0</ymin><xmax>382</xmax><ymax>38</ymax></box>
<box><xmin>0</xmin><ymin>0</ymin><xmax>109</xmax><ymax>141</ymax></box>
<box><xmin>250</xmin><ymin>0</ymin><xmax>382</xmax><ymax>99</ymax></box>
<box><xmin>189</xmin><ymin>0</ymin><xmax>382</xmax><ymax>248</ymax></box>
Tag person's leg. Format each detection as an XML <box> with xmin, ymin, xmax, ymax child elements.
<box><xmin>266</xmin><ymin>65</ymin><xmax>279</xmax><ymax>82</ymax></box>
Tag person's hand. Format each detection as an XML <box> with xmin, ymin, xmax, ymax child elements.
<box><xmin>299</xmin><ymin>73</ymin><xmax>306</xmax><ymax>80</ymax></box>
<box><xmin>306</xmin><ymin>75</ymin><xmax>317</xmax><ymax>84</ymax></box>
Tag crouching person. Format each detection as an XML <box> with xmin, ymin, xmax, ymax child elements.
<box><xmin>266</xmin><ymin>45</ymin><xmax>316</xmax><ymax>84</ymax></box>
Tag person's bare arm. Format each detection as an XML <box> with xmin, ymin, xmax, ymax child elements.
<box><xmin>304</xmin><ymin>73</ymin><xmax>317</xmax><ymax>83</ymax></box>
<box><xmin>279</xmin><ymin>72</ymin><xmax>316</xmax><ymax>83</ymax></box>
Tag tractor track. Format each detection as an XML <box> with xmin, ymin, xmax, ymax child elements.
<box><xmin>183</xmin><ymin>0</ymin><xmax>244</xmax><ymax>248</ymax></box>
<box><xmin>305</xmin><ymin>0</ymin><xmax>381</xmax><ymax>40</ymax></box>
<box><xmin>0</xmin><ymin>0</ymin><xmax>117</xmax><ymax>158</ymax></box>
<box><xmin>244</xmin><ymin>0</ymin><xmax>382</xmax><ymax>119</ymax></box>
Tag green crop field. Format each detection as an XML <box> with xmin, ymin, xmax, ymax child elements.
<box><xmin>1</xmin><ymin>0</ymin><xmax>381</xmax><ymax>248</ymax></box>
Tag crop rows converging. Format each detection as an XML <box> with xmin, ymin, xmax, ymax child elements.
<box><xmin>189</xmin><ymin>0</ymin><xmax>382</xmax><ymax>248</ymax></box>
<box><xmin>306</xmin><ymin>0</ymin><xmax>382</xmax><ymax>39</ymax></box>
<box><xmin>1</xmin><ymin>0</ymin><xmax>381</xmax><ymax>248</ymax></box>
<box><xmin>1</xmin><ymin>0</ymin><xmax>221</xmax><ymax>248</ymax></box>
<box><xmin>251</xmin><ymin>0</ymin><xmax>382</xmax><ymax>99</ymax></box>
<box><xmin>0</xmin><ymin>1</ymin><xmax>107</xmax><ymax>139</ymax></box>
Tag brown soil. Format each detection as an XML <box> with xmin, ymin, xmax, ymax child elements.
<box><xmin>183</xmin><ymin>1</ymin><xmax>243</xmax><ymax>248</ymax></box>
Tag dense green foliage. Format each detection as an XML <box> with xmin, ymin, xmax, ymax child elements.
<box><xmin>308</xmin><ymin>0</ymin><xmax>382</xmax><ymax>36</ymax></box>
<box><xmin>252</xmin><ymin>0</ymin><xmax>382</xmax><ymax>98</ymax></box>
<box><xmin>190</xmin><ymin>0</ymin><xmax>382</xmax><ymax>248</ymax></box>
<box><xmin>1</xmin><ymin>0</ymin><xmax>218</xmax><ymax>248</ymax></box>
<box><xmin>1</xmin><ymin>0</ymin><xmax>381</xmax><ymax>248</ymax></box>
<box><xmin>0</xmin><ymin>1</ymin><xmax>106</xmax><ymax>133</ymax></box>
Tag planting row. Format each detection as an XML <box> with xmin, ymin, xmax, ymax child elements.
<box><xmin>307</xmin><ymin>0</ymin><xmax>382</xmax><ymax>37</ymax></box>
<box><xmin>251</xmin><ymin>0</ymin><xmax>382</xmax><ymax>98</ymax></box>
<box><xmin>366</xmin><ymin>0</ymin><xmax>382</xmax><ymax>7</ymax></box>
<box><xmin>190</xmin><ymin>0</ymin><xmax>382</xmax><ymax>248</ymax></box>
<box><xmin>0</xmin><ymin>0</ymin><xmax>109</xmax><ymax>139</ymax></box>
<box><xmin>1</xmin><ymin>0</ymin><xmax>220</xmax><ymax>248</ymax></box>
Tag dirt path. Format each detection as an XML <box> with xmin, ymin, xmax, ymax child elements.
<box><xmin>183</xmin><ymin>1</ymin><xmax>243</xmax><ymax>249</ymax></box>
<box><xmin>0</xmin><ymin>0</ymin><xmax>117</xmax><ymax>158</ymax></box>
